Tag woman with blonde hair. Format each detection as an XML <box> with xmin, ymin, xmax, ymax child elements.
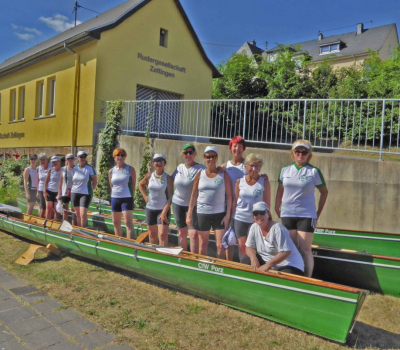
<box><xmin>57</xmin><ymin>153</ymin><xmax>76</xmax><ymax>223</ymax></box>
<box><xmin>108</xmin><ymin>148</ymin><xmax>136</xmax><ymax>239</ymax></box>
<box><xmin>44</xmin><ymin>156</ymin><xmax>62</xmax><ymax>220</ymax></box>
<box><xmin>36</xmin><ymin>153</ymin><xmax>51</xmax><ymax>218</ymax></box>
<box><xmin>23</xmin><ymin>154</ymin><xmax>38</xmax><ymax>215</ymax></box>
<box><xmin>275</xmin><ymin>140</ymin><xmax>328</xmax><ymax>277</ymax></box>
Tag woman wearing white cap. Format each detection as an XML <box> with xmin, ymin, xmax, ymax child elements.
<box><xmin>71</xmin><ymin>151</ymin><xmax>97</xmax><ymax>227</ymax></box>
<box><xmin>139</xmin><ymin>153</ymin><xmax>173</xmax><ymax>246</ymax></box>
<box><xmin>171</xmin><ymin>143</ymin><xmax>206</xmax><ymax>252</ymax></box>
<box><xmin>57</xmin><ymin>153</ymin><xmax>76</xmax><ymax>223</ymax></box>
<box><xmin>36</xmin><ymin>153</ymin><xmax>51</xmax><ymax>218</ymax></box>
<box><xmin>275</xmin><ymin>140</ymin><xmax>328</xmax><ymax>277</ymax></box>
<box><xmin>23</xmin><ymin>154</ymin><xmax>38</xmax><ymax>215</ymax></box>
<box><xmin>246</xmin><ymin>202</ymin><xmax>304</xmax><ymax>276</ymax></box>
<box><xmin>187</xmin><ymin>146</ymin><xmax>232</xmax><ymax>258</ymax></box>
<box><xmin>44</xmin><ymin>156</ymin><xmax>62</xmax><ymax>220</ymax></box>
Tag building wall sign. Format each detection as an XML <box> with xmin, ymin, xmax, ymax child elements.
<box><xmin>0</xmin><ymin>132</ymin><xmax>25</xmax><ymax>140</ymax></box>
<box><xmin>138</xmin><ymin>53</ymin><xmax>186</xmax><ymax>78</ymax></box>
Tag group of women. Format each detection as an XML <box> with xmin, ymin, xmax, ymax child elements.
<box><xmin>23</xmin><ymin>136</ymin><xmax>328</xmax><ymax>277</ymax></box>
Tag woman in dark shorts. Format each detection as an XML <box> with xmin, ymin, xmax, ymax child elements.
<box><xmin>71</xmin><ymin>151</ymin><xmax>97</xmax><ymax>227</ymax></box>
<box><xmin>139</xmin><ymin>154</ymin><xmax>173</xmax><ymax>246</ymax></box>
<box><xmin>172</xmin><ymin>143</ymin><xmax>205</xmax><ymax>252</ymax></box>
<box><xmin>108</xmin><ymin>148</ymin><xmax>136</xmax><ymax>239</ymax></box>
<box><xmin>23</xmin><ymin>154</ymin><xmax>38</xmax><ymax>215</ymax></box>
<box><xmin>44</xmin><ymin>156</ymin><xmax>62</xmax><ymax>220</ymax></box>
<box><xmin>246</xmin><ymin>202</ymin><xmax>304</xmax><ymax>276</ymax></box>
<box><xmin>187</xmin><ymin>146</ymin><xmax>232</xmax><ymax>258</ymax></box>
<box><xmin>57</xmin><ymin>153</ymin><xmax>75</xmax><ymax>223</ymax></box>
<box><xmin>275</xmin><ymin>140</ymin><xmax>328</xmax><ymax>277</ymax></box>
<box><xmin>36</xmin><ymin>153</ymin><xmax>51</xmax><ymax>218</ymax></box>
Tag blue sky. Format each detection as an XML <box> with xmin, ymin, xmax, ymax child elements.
<box><xmin>1</xmin><ymin>0</ymin><xmax>400</xmax><ymax>66</ymax></box>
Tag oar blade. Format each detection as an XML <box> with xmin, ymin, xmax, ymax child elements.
<box><xmin>0</xmin><ymin>203</ymin><xmax>22</xmax><ymax>213</ymax></box>
<box><xmin>60</xmin><ymin>220</ymin><xmax>73</xmax><ymax>233</ymax></box>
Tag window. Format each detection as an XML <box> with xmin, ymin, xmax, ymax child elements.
<box><xmin>18</xmin><ymin>86</ymin><xmax>25</xmax><ymax>120</ymax></box>
<box><xmin>47</xmin><ymin>77</ymin><xmax>56</xmax><ymax>115</ymax></box>
<box><xmin>320</xmin><ymin>43</ymin><xmax>340</xmax><ymax>55</ymax></box>
<box><xmin>159</xmin><ymin>28</ymin><xmax>168</xmax><ymax>48</ymax></box>
<box><xmin>37</xmin><ymin>81</ymin><xmax>44</xmax><ymax>117</ymax></box>
<box><xmin>10</xmin><ymin>89</ymin><xmax>16</xmax><ymax>121</ymax></box>
<box><xmin>267</xmin><ymin>54</ymin><xmax>277</xmax><ymax>62</ymax></box>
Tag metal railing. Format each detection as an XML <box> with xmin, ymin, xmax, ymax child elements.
<box><xmin>103</xmin><ymin>99</ymin><xmax>400</xmax><ymax>158</ymax></box>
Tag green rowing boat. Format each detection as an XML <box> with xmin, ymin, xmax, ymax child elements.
<box><xmin>0</xmin><ymin>210</ymin><xmax>366</xmax><ymax>343</ymax></box>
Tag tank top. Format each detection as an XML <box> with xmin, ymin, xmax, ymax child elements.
<box><xmin>172</xmin><ymin>163</ymin><xmax>206</xmax><ymax>206</ymax></box>
<box><xmin>47</xmin><ymin>167</ymin><xmax>61</xmax><ymax>192</ymax></box>
<box><xmin>111</xmin><ymin>165</ymin><xmax>133</xmax><ymax>198</ymax></box>
<box><xmin>226</xmin><ymin>160</ymin><xmax>247</xmax><ymax>193</ymax></box>
<box><xmin>234</xmin><ymin>177</ymin><xmax>265</xmax><ymax>223</ymax></box>
<box><xmin>197</xmin><ymin>170</ymin><xmax>226</xmax><ymax>214</ymax></box>
<box><xmin>147</xmin><ymin>172</ymin><xmax>169</xmax><ymax>210</ymax></box>
<box><xmin>71</xmin><ymin>164</ymin><xmax>96</xmax><ymax>195</ymax></box>
<box><xmin>61</xmin><ymin>166</ymin><xmax>74</xmax><ymax>196</ymax></box>
<box><xmin>37</xmin><ymin>164</ymin><xmax>51</xmax><ymax>191</ymax></box>
<box><xmin>27</xmin><ymin>167</ymin><xmax>38</xmax><ymax>190</ymax></box>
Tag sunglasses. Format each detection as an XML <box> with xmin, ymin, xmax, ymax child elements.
<box><xmin>253</xmin><ymin>210</ymin><xmax>267</xmax><ymax>216</ymax></box>
<box><xmin>116</xmin><ymin>154</ymin><xmax>126</xmax><ymax>157</ymax></box>
<box><xmin>295</xmin><ymin>150</ymin><xmax>309</xmax><ymax>156</ymax></box>
<box><xmin>66</xmin><ymin>157</ymin><xmax>75</xmax><ymax>160</ymax></box>
<box><xmin>204</xmin><ymin>155</ymin><xmax>217</xmax><ymax>160</ymax></box>
<box><xmin>153</xmin><ymin>159</ymin><xmax>165</xmax><ymax>163</ymax></box>
<box><xmin>78</xmin><ymin>155</ymin><xmax>87</xmax><ymax>159</ymax></box>
<box><xmin>183</xmin><ymin>151</ymin><xmax>194</xmax><ymax>155</ymax></box>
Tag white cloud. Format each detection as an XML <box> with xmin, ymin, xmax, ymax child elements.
<box><xmin>24</xmin><ymin>27</ymin><xmax>42</xmax><ymax>35</ymax></box>
<box><xmin>11</xmin><ymin>23</ymin><xmax>19</xmax><ymax>30</ymax></box>
<box><xmin>15</xmin><ymin>33</ymin><xmax>34</xmax><ymax>41</ymax></box>
<box><xmin>39</xmin><ymin>14</ymin><xmax>80</xmax><ymax>33</ymax></box>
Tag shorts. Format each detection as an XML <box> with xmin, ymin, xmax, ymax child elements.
<box><xmin>281</xmin><ymin>217</ymin><xmax>316</xmax><ymax>233</ymax></box>
<box><xmin>145</xmin><ymin>208</ymin><xmax>170</xmax><ymax>226</ymax></box>
<box><xmin>233</xmin><ymin>219</ymin><xmax>252</xmax><ymax>238</ymax></box>
<box><xmin>276</xmin><ymin>266</ymin><xmax>304</xmax><ymax>276</ymax></box>
<box><xmin>196</xmin><ymin>212</ymin><xmax>226</xmax><ymax>231</ymax></box>
<box><xmin>172</xmin><ymin>203</ymin><xmax>197</xmax><ymax>229</ymax></box>
<box><xmin>61</xmin><ymin>196</ymin><xmax>71</xmax><ymax>205</ymax></box>
<box><xmin>38</xmin><ymin>191</ymin><xmax>46</xmax><ymax>210</ymax></box>
<box><xmin>27</xmin><ymin>188</ymin><xmax>37</xmax><ymax>203</ymax></box>
<box><xmin>111</xmin><ymin>197</ymin><xmax>134</xmax><ymax>212</ymax></box>
<box><xmin>45</xmin><ymin>190</ymin><xmax>58</xmax><ymax>203</ymax></box>
<box><xmin>71</xmin><ymin>193</ymin><xmax>92</xmax><ymax>209</ymax></box>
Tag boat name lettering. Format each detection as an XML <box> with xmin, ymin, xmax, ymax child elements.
<box><xmin>198</xmin><ymin>262</ymin><xmax>224</xmax><ymax>274</ymax></box>
<box><xmin>314</xmin><ymin>228</ymin><xmax>336</xmax><ymax>234</ymax></box>
<box><xmin>312</xmin><ymin>251</ymin><xmax>318</xmax><ymax>256</ymax></box>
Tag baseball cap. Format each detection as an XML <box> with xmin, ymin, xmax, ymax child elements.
<box><xmin>153</xmin><ymin>153</ymin><xmax>166</xmax><ymax>161</ymax></box>
<box><xmin>204</xmin><ymin>145</ymin><xmax>218</xmax><ymax>154</ymax></box>
<box><xmin>65</xmin><ymin>153</ymin><xmax>74</xmax><ymax>159</ymax></box>
<box><xmin>293</xmin><ymin>141</ymin><xmax>310</xmax><ymax>150</ymax></box>
<box><xmin>50</xmin><ymin>156</ymin><xmax>60</xmax><ymax>162</ymax></box>
<box><xmin>182</xmin><ymin>143</ymin><xmax>195</xmax><ymax>151</ymax></box>
<box><xmin>77</xmin><ymin>151</ymin><xmax>87</xmax><ymax>157</ymax></box>
<box><xmin>252</xmin><ymin>202</ymin><xmax>270</xmax><ymax>213</ymax></box>
<box><xmin>29</xmin><ymin>154</ymin><xmax>38</xmax><ymax>160</ymax></box>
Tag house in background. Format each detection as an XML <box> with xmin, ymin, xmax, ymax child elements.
<box><xmin>238</xmin><ymin>23</ymin><xmax>399</xmax><ymax>69</ymax></box>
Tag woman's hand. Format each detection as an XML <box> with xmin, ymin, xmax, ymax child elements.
<box><xmin>275</xmin><ymin>208</ymin><xmax>281</xmax><ymax>218</ymax></box>
<box><xmin>56</xmin><ymin>195</ymin><xmax>61</xmax><ymax>201</ymax></box>
<box><xmin>258</xmin><ymin>264</ymin><xmax>271</xmax><ymax>273</ymax></box>
<box><xmin>43</xmin><ymin>191</ymin><xmax>48</xmax><ymax>200</ymax></box>
<box><xmin>221</xmin><ymin>215</ymin><xmax>230</xmax><ymax>229</ymax></box>
<box><xmin>250</xmin><ymin>256</ymin><xmax>260</xmax><ymax>270</ymax></box>
<box><xmin>25</xmin><ymin>192</ymin><xmax>30</xmax><ymax>200</ymax></box>
<box><xmin>261</xmin><ymin>173</ymin><xmax>269</xmax><ymax>181</ymax></box>
<box><xmin>143</xmin><ymin>195</ymin><xmax>149</xmax><ymax>203</ymax></box>
<box><xmin>160</xmin><ymin>210</ymin><xmax>169</xmax><ymax>224</ymax></box>
<box><xmin>186</xmin><ymin>213</ymin><xmax>193</xmax><ymax>227</ymax></box>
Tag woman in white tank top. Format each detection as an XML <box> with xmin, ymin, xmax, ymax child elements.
<box><xmin>36</xmin><ymin>153</ymin><xmax>51</xmax><ymax>218</ymax></box>
<box><xmin>57</xmin><ymin>153</ymin><xmax>76</xmax><ymax>223</ymax></box>
<box><xmin>231</xmin><ymin>153</ymin><xmax>271</xmax><ymax>263</ymax></box>
<box><xmin>23</xmin><ymin>154</ymin><xmax>38</xmax><ymax>215</ymax></box>
<box><xmin>187</xmin><ymin>146</ymin><xmax>232</xmax><ymax>258</ymax></box>
<box><xmin>139</xmin><ymin>154</ymin><xmax>173</xmax><ymax>246</ymax></box>
<box><xmin>44</xmin><ymin>156</ymin><xmax>62</xmax><ymax>220</ymax></box>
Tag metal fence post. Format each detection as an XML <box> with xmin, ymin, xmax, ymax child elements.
<box><xmin>303</xmin><ymin>100</ymin><xmax>307</xmax><ymax>138</ymax></box>
<box><xmin>195</xmin><ymin>101</ymin><xmax>200</xmax><ymax>141</ymax></box>
<box><xmin>157</xmin><ymin>100</ymin><xmax>161</xmax><ymax>138</ymax></box>
<box><xmin>243</xmin><ymin>101</ymin><xmax>247</xmax><ymax>138</ymax></box>
<box><xmin>379</xmin><ymin>100</ymin><xmax>386</xmax><ymax>160</ymax></box>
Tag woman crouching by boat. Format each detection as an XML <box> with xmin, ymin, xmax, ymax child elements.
<box><xmin>231</xmin><ymin>153</ymin><xmax>270</xmax><ymax>263</ymax></box>
<box><xmin>37</xmin><ymin>153</ymin><xmax>51</xmax><ymax>218</ymax></box>
<box><xmin>57</xmin><ymin>153</ymin><xmax>75</xmax><ymax>223</ymax></box>
<box><xmin>108</xmin><ymin>148</ymin><xmax>136</xmax><ymax>239</ymax></box>
<box><xmin>172</xmin><ymin>143</ymin><xmax>205</xmax><ymax>252</ymax></box>
<box><xmin>187</xmin><ymin>146</ymin><xmax>232</xmax><ymax>259</ymax></box>
<box><xmin>246</xmin><ymin>202</ymin><xmax>304</xmax><ymax>276</ymax></box>
<box><xmin>23</xmin><ymin>154</ymin><xmax>38</xmax><ymax>215</ymax></box>
<box><xmin>71</xmin><ymin>151</ymin><xmax>97</xmax><ymax>227</ymax></box>
<box><xmin>44</xmin><ymin>156</ymin><xmax>62</xmax><ymax>220</ymax></box>
<box><xmin>139</xmin><ymin>154</ymin><xmax>173</xmax><ymax>246</ymax></box>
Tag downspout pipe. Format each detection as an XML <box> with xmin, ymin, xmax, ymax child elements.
<box><xmin>64</xmin><ymin>43</ymin><xmax>80</xmax><ymax>155</ymax></box>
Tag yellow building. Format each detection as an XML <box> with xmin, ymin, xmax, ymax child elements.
<box><xmin>0</xmin><ymin>0</ymin><xmax>220</xmax><ymax>158</ymax></box>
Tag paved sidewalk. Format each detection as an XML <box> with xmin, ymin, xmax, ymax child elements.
<box><xmin>0</xmin><ymin>268</ymin><xmax>134</xmax><ymax>350</ymax></box>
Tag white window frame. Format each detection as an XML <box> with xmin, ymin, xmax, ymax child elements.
<box><xmin>48</xmin><ymin>78</ymin><xmax>56</xmax><ymax>116</ymax></box>
<box><xmin>10</xmin><ymin>89</ymin><xmax>16</xmax><ymax>121</ymax></box>
<box><xmin>319</xmin><ymin>43</ymin><xmax>341</xmax><ymax>55</ymax></box>
<box><xmin>37</xmin><ymin>81</ymin><xmax>44</xmax><ymax>117</ymax></box>
<box><xmin>19</xmin><ymin>87</ymin><xmax>25</xmax><ymax>121</ymax></box>
<box><xmin>160</xmin><ymin>28</ymin><xmax>168</xmax><ymax>48</ymax></box>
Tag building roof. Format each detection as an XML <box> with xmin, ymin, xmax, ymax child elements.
<box><xmin>238</xmin><ymin>41</ymin><xmax>264</xmax><ymax>57</ymax></box>
<box><xmin>0</xmin><ymin>0</ymin><xmax>221</xmax><ymax>78</ymax></box>
<box><xmin>239</xmin><ymin>23</ymin><xmax>398</xmax><ymax>63</ymax></box>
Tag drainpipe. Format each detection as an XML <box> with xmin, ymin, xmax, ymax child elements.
<box><xmin>64</xmin><ymin>43</ymin><xmax>80</xmax><ymax>155</ymax></box>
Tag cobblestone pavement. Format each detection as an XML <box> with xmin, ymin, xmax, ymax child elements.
<box><xmin>0</xmin><ymin>268</ymin><xmax>134</xmax><ymax>350</ymax></box>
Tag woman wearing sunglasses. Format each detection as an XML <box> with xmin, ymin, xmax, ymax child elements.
<box><xmin>171</xmin><ymin>143</ymin><xmax>206</xmax><ymax>252</ymax></box>
<box><xmin>57</xmin><ymin>153</ymin><xmax>76</xmax><ymax>223</ymax></box>
<box><xmin>36</xmin><ymin>153</ymin><xmax>51</xmax><ymax>218</ymax></box>
<box><xmin>71</xmin><ymin>151</ymin><xmax>97</xmax><ymax>227</ymax></box>
<box><xmin>108</xmin><ymin>148</ymin><xmax>136</xmax><ymax>239</ymax></box>
<box><xmin>187</xmin><ymin>146</ymin><xmax>232</xmax><ymax>258</ymax></box>
<box><xmin>23</xmin><ymin>154</ymin><xmax>38</xmax><ymax>215</ymax></box>
<box><xmin>44</xmin><ymin>156</ymin><xmax>62</xmax><ymax>220</ymax></box>
<box><xmin>246</xmin><ymin>202</ymin><xmax>304</xmax><ymax>276</ymax></box>
<box><xmin>275</xmin><ymin>140</ymin><xmax>328</xmax><ymax>277</ymax></box>
<box><xmin>139</xmin><ymin>154</ymin><xmax>173</xmax><ymax>246</ymax></box>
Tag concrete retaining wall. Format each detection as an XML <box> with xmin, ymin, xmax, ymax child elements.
<box><xmin>119</xmin><ymin>135</ymin><xmax>400</xmax><ymax>234</ymax></box>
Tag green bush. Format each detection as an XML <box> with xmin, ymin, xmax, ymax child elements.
<box><xmin>0</xmin><ymin>155</ymin><xmax>29</xmax><ymax>205</ymax></box>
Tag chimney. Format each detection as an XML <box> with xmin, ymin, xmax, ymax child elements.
<box><xmin>249</xmin><ymin>40</ymin><xmax>256</xmax><ymax>46</ymax></box>
<box><xmin>318</xmin><ymin>31</ymin><xmax>323</xmax><ymax>40</ymax></box>
<box><xmin>357</xmin><ymin>23</ymin><xmax>364</xmax><ymax>35</ymax></box>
